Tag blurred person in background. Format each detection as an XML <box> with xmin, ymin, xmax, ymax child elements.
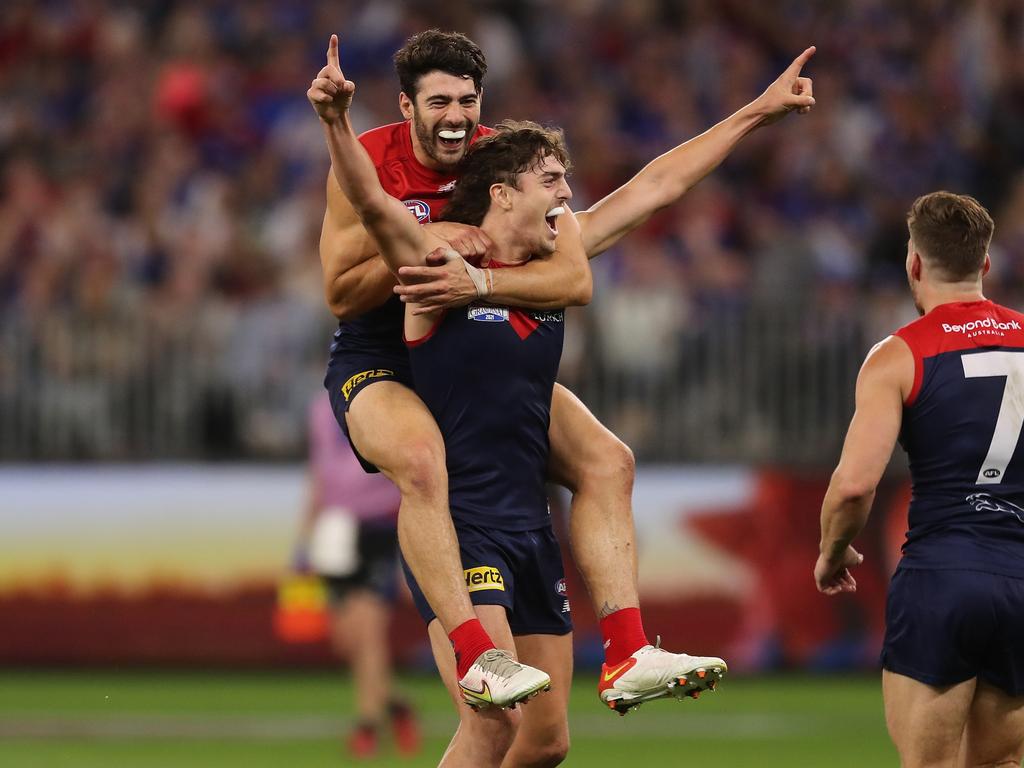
<box><xmin>293</xmin><ymin>391</ymin><xmax>420</xmax><ymax>760</ymax></box>
<box><xmin>815</xmin><ymin>192</ymin><xmax>1024</xmax><ymax>767</ymax></box>
<box><xmin>316</xmin><ymin>25</ymin><xmax>817</xmax><ymax>717</ymax></box>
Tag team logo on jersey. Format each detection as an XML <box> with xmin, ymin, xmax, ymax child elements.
<box><xmin>468</xmin><ymin>307</ymin><xmax>509</xmax><ymax>323</ymax></box>
<box><xmin>967</xmin><ymin>492</ymin><xmax>1024</xmax><ymax>524</ymax></box>
<box><xmin>404</xmin><ymin>199</ymin><xmax>431</xmax><ymax>222</ymax></box>
<box><xmin>530</xmin><ymin>310</ymin><xmax>564</xmax><ymax>323</ymax></box>
<box><xmin>437</xmin><ymin>180</ymin><xmax>457</xmax><ymax>193</ymax></box>
<box><xmin>464</xmin><ymin>566</ymin><xmax>505</xmax><ymax>592</ymax></box>
<box><xmin>555</xmin><ymin>578</ymin><xmax>567</xmax><ymax>595</ymax></box>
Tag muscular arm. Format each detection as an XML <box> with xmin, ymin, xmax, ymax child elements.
<box><xmin>310</xmin><ymin>37</ymin><xmax>444</xmax><ymax>280</ymax></box>
<box><xmin>576</xmin><ymin>47</ymin><xmax>817</xmax><ymax>259</ymax></box>
<box><xmin>487</xmin><ymin>208</ymin><xmax>592</xmax><ymax>308</ymax></box>
<box><xmin>394</xmin><ymin>208</ymin><xmax>592</xmax><ymax>312</ymax></box>
<box><xmin>816</xmin><ymin>335</ymin><xmax>912</xmax><ymax>593</ymax></box>
<box><xmin>319</xmin><ymin>172</ymin><xmax>395</xmax><ymax>320</ymax></box>
<box><xmin>321</xmin><ymin>117</ymin><xmax>441</xmax><ymax>274</ymax></box>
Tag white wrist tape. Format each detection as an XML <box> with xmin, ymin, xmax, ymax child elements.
<box><xmin>444</xmin><ymin>248</ymin><xmax>492</xmax><ymax>298</ymax></box>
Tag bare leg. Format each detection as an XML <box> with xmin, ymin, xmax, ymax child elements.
<box><xmin>883</xmin><ymin>669</ymin><xmax>974</xmax><ymax>767</ymax></box>
<box><xmin>957</xmin><ymin>678</ymin><xmax>1024</xmax><ymax>768</ymax></box>
<box><xmin>428</xmin><ymin>605</ymin><xmax>521</xmax><ymax>768</ymax></box>
<box><xmin>547</xmin><ymin>384</ymin><xmax>638</xmax><ymax>617</ymax></box>
<box><xmin>346</xmin><ymin>381</ymin><xmax>476</xmax><ymax>633</ymax></box>
<box><xmin>331</xmin><ymin>590</ymin><xmax>391</xmax><ymax>723</ymax></box>
<box><xmin>501</xmin><ymin>633</ymin><xmax>573</xmax><ymax>768</ymax></box>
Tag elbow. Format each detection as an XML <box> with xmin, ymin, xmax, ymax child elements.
<box><xmin>325</xmin><ymin>286</ymin><xmax>356</xmax><ymax>321</ymax></box>
<box><xmin>830</xmin><ymin>471</ymin><xmax>877</xmax><ymax>506</ymax></box>
<box><xmin>571</xmin><ymin>277</ymin><xmax>593</xmax><ymax>307</ymax></box>
<box><xmin>568</xmin><ymin>269</ymin><xmax>594</xmax><ymax>307</ymax></box>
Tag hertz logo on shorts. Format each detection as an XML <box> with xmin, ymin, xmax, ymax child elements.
<box><xmin>341</xmin><ymin>369</ymin><xmax>394</xmax><ymax>401</ymax></box>
<box><xmin>464</xmin><ymin>566</ymin><xmax>505</xmax><ymax>592</ymax></box>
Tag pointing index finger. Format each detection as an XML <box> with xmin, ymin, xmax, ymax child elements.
<box><xmin>327</xmin><ymin>34</ymin><xmax>340</xmax><ymax>69</ymax></box>
<box><xmin>787</xmin><ymin>45</ymin><xmax>816</xmax><ymax>76</ymax></box>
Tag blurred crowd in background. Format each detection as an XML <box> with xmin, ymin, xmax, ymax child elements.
<box><xmin>2</xmin><ymin>0</ymin><xmax>1023</xmax><ymax>461</ymax></box>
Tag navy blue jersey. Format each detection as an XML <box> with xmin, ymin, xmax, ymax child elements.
<box><xmin>895</xmin><ymin>300</ymin><xmax>1024</xmax><ymax>577</ymax></box>
<box><xmin>407</xmin><ymin>269</ymin><xmax>564</xmax><ymax>531</ymax></box>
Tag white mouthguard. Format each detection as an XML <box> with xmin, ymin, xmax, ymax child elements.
<box><xmin>438</xmin><ymin>129</ymin><xmax>467</xmax><ymax>140</ymax></box>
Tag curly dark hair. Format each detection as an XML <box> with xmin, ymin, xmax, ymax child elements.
<box><xmin>393</xmin><ymin>29</ymin><xmax>487</xmax><ymax>97</ymax></box>
<box><xmin>440</xmin><ymin>121</ymin><xmax>571</xmax><ymax>227</ymax></box>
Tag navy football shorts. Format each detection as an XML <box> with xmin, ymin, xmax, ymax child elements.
<box><xmin>881</xmin><ymin>566</ymin><xmax>1024</xmax><ymax>696</ymax></box>
<box><xmin>321</xmin><ymin>520</ymin><xmax>400</xmax><ymax>604</ymax></box>
<box><xmin>323</xmin><ymin>349</ymin><xmax>413</xmax><ymax>474</ymax></box>
<box><xmin>402</xmin><ymin>522</ymin><xmax>573</xmax><ymax>636</ymax></box>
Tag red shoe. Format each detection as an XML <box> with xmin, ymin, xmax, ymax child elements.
<box><xmin>347</xmin><ymin>723</ymin><xmax>378</xmax><ymax>759</ymax></box>
<box><xmin>389</xmin><ymin>700</ymin><xmax>421</xmax><ymax>756</ymax></box>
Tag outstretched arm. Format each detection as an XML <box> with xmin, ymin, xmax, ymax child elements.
<box><xmin>815</xmin><ymin>335</ymin><xmax>911</xmax><ymax>595</ymax></box>
<box><xmin>308</xmin><ymin>35</ymin><xmax>441</xmax><ymax>273</ymax></box>
<box><xmin>577</xmin><ymin>46</ymin><xmax>817</xmax><ymax>259</ymax></box>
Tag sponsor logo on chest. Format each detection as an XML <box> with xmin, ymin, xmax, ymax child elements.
<box><xmin>530</xmin><ymin>310</ymin><xmax>564</xmax><ymax>323</ymax></box>
<box><xmin>467</xmin><ymin>308</ymin><xmax>564</xmax><ymax>324</ymax></box>
<box><xmin>468</xmin><ymin>307</ymin><xmax>509</xmax><ymax>323</ymax></box>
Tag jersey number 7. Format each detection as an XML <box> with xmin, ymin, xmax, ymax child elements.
<box><xmin>962</xmin><ymin>350</ymin><xmax>1024</xmax><ymax>485</ymax></box>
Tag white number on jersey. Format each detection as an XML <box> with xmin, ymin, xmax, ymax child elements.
<box><xmin>962</xmin><ymin>350</ymin><xmax>1024</xmax><ymax>485</ymax></box>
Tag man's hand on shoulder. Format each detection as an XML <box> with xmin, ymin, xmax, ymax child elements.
<box><xmin>423</xmin><ymin>222</ymin><xmax>493</xmax><ymax>259</ymax></box>
<box><xmin>395</xmin><ymin>246</ymin><xmax>489</xmax><ymax>316</ymax></box>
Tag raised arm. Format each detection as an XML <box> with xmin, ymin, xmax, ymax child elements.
<box><xmin>576</xmin><ymin>46</ymin><xmax>817</xmax><ymax>259</ymax></box>
<box><xmin>308</xmin><ymin>35</ymin><xmax>441</xmax><ymax>273</ymax></box>
<box><xmin>815</xmin><ymin>335</ymin><xmax>912</xmax><ymax>595</ymax></box>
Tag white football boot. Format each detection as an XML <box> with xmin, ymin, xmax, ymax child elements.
<box><xmin>459</xmin><ymin>649</ymin><xmax>552</xmax><ymax>710</ymax></box>
<box><xmin>598</xmin><ymin>638</ymin><xmax>727</xmax><ymax>715</ymax></box>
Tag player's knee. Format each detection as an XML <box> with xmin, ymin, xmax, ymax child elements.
<box><xmin>520</xmin><ymin>730</ymin><xmax>570</xmax><ymax>767</ymax></box>
<box><xmin>579</xmin><ymin>435</ymin><xmax>635</xmax><ymax>493</ymax></box>
<box><xmin>468</xmin><ymin>710</ymin><xmax>519</xmax><ymax>761</ymax></box>
<box><xmin>390</xmin><ymin>439</ymin><xmax>446</xmax><ymax>500</ymax></box>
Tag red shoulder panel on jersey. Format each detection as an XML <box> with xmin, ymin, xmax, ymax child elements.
<box><xmin>895</xmin><ymin>300</ymin><xmax>1024</xmax><ymax>406</ymax></box>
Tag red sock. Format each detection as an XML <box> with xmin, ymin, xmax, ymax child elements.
<box><xmin>600</xmin><ymin>607</ymin><xmax>649</xmax><ymax>666</ymax></box>
<box><xmin>448</xmin><ymin>619</ymin><xmax>496</xmax><ymax>680</ymax></box>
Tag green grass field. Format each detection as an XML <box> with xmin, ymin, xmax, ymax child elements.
<box><xmin>0</xmin><ymin>670</ymin><xmax>898</xmax><ymax>766</ymax></box>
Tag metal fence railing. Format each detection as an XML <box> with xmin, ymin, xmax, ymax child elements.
<box><xmin>0</xmin><ymin>303</ymin><xmax>871</xmax><ymax>465</ymax></box>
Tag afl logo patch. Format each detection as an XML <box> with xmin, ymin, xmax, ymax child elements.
<box><xmin>984</xmin><ymin>468</ymin><xmax>1001</xmax><ymax>479</ymax></box>
<box><xmin>404</xmin><ymin>199</ymin><xmax>431</xmax><ymax>222</ymax></box>
<box><xmin>555</xmin><ymin>579</ymin><xmax>567</xmax><ymax>595</ymax></box>
<box><xmin>468</xmin><ymin>307</ymin><xmax>509</xmax><ymax>323</ymax></box>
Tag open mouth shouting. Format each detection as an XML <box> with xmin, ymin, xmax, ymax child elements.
<box><xmin>545</xmin><ymin>206</ymin><xmax>565</xmax><ymax>235</ymax></box>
